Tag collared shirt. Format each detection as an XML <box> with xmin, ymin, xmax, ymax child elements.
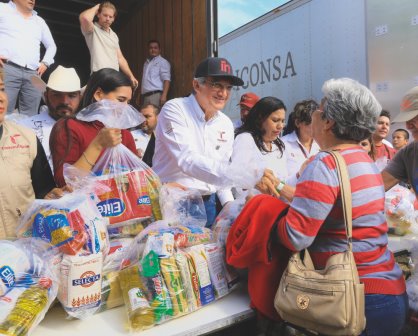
<box><xmin>281</xmin><ymin>130</ymin><xmax>320</xmax><ymax>178</ymax></box>
<box><xmin>130</xmin><ymin>128</ymin><xmax>151</xmax><ymax>155</ymax></box>
<box><xmin>153</xmin><ymin>94</ymin><xmax>234</xmax><ymax>205</ymax></box>
<box><xmin>83</xmin><ymin>22</ymin><xmax>119</xmax><ymax>72</ymax></box>
<box><xmin>0</xmin><ymin>1</ymin><xmax>56</xmax><ymax>70</ymax></box>
<box><xmin>17</xmin><ymin>106</ymin><xmax>55</xmax><ymax>169</ymax></box>
<box><xmin>141</xmin><ymin>55</ymin><xmax>171</xmax><ymax>94</ymax></box>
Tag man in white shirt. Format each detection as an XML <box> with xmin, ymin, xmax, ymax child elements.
<box><xmin>18</xmin><ymin>66</ymin><xmax>82</xmax><ymax>168</ymax></box>
<box><xmin>153</xmin><ymin>57</ymin><xmax>244</xmax><ymax>227</ymax></box>
<box><xmin>140</xmin><ymin>40</ymin><xmax>171</xmax><ymax>107</ymax></box>
<box><xmin>130</xmin><ymin>103</ymin><xmax>158</xmax><ymax>158</ymax></box>
<box><xmin>0</xmin><ymin>0</ymin><xmax>57</xmax><ymax>116</ymax></box>
<box><xmin>79</xmin><ymin>2</ymin><xmax>138</xmax><ymax>87</ymax></box>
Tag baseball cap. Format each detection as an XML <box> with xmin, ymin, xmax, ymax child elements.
<box><xmin>194</xmin><ymin>57</ymin><xmax>244</xmax><ymax>86</ymax></box>
<box><xmin>393</xmin><ymin>86</ymin><xmax>418</xmax><ymax>122</ymax></box>
<box><xmin>238</xmin><ymin>92</ymin><xmax>260</xmax><ymax>109</ymax></box>
<box><xmin>31</xmin><ymin>65</ymin><xmax>81</xmax><ymax>93</ymax></box>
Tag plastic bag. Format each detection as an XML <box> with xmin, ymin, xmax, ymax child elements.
<box><xmin>76</xmin><ymin>99</ymin><xmax>145</xmax><ymax>129</ymax></box>
<box><xmin>159</xmin><ymin>185</ymin><xmax>207</xmax><ymax>227</ymax></box>
<box><xmin>17</xmin><ymin>193</ymin><xmax>109</xmax><ymax>257</ymax></box>
<box><xmin>91</xmin><ymin>144</ymin><xmax>162</xmax><ymax>229</ymax></box>
<box><xmin>406</xmin><ymin>235</ymin><xmax>418</xmax><ymax>313</ymax></box>
<box><xmin>119</xmin><ymin>221</ymin><xmax>232</xmax><ymax>332</ymax></box>
<box><xmin>0</xmin><ymin>238</ymin><xmax>60</xmax><ymax>336</ymax></box>
<box><xmin>385</xmin><ymin>185</ymin><xmax>418</xmax><ymax>235</ymax></box>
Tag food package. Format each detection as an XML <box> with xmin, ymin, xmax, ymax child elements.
<box><xmin>0</xmin><ymin>239</ymin><xmax>60</xmax><ymax>336</ymax></box>
<box><xmin>119</xmin><ymin>221</ymin><xmax>234</xmax><ymax>332</ymax></box>
<box><xmin>91</xmin><ymin>144</ymin><xmax>163</xmax><ymax>230</ymax></box>
<box><xmin>58</xmin><ymin>253</ymin><xmax>103</xmax><ymax>319</ymax></box>
<box><xmin>385</xmin><ymin>185</ymin><xmax>418</xmax><ymax>235</ymax></box>
<box><xmin>17</xmin><ymin>193</ymin><xmax>109</xmax><ymax>257</ymax></box>
<box><xmin>159</xmin><ymin>186</ymin><xmax>207</xmax><ymax>226</ymax></box>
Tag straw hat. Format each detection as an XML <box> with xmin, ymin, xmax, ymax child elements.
<box><xmin>31</xmin><ymin>65</ymin><xmax>81</xmax><ymax>92</ymax></box>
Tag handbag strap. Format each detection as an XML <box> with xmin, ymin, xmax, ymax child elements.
<box><xmin>323</xmin><ymin>150</ymin><xmax>353</xmax><ymax>251</ymax></box>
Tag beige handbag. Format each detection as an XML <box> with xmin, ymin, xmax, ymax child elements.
<box><xmin>274</xmin><ymin>150</ymin><xmax>366</xmax><ymax>336</ymax></box>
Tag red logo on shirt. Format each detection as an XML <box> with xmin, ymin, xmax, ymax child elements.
<box><xmin>10</xmin><ymin>134</ymin><xmax>20</xmax><ymax>144</ymax></box>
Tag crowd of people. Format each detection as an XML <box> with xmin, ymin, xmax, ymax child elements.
<box><xmin>1</xmin><ymin>1</ymin><xmax>418</xmax><ymax>335</ymax></box>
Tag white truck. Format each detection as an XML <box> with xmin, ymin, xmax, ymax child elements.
<box><xmin>218</xmin><ymin>0</ymin><xmax>418</xmax><ymax>127</ymax></box>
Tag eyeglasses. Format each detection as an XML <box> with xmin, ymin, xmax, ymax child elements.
<box><xmin>204</xmin><ymin>80</ymin><xmax>234</xmax><ymax>92</ymax></box>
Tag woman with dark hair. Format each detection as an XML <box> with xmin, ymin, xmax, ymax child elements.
<box><xmin>281</xmin><ymin>99</ymin><xmax>320</xmax><ymax>184</ymax></box>
<box><xmin>233</xmin><ymin>97</ymin><xmax>294</xmax><ymax>201</ymax></box>
<box><xmin>50</xmin><ymin>68</ymin><xmax>137</xmax><ymax>187</ymax></box>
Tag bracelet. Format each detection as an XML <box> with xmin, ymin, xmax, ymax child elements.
<box><xmin>275</xmin><ymin>180</ymin><xmax>285</xmax><ymax>193</ymax></box>
<box><xmin>82</xmin><ymin>152</ymin><xmax>95</xmax><ymax>168</ymax></box>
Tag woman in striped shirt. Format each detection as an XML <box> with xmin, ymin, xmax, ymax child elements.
<box><xmin>275</xmin><ymin>78</ymin><xmax>408</xmax><ymax>335</ymax></box>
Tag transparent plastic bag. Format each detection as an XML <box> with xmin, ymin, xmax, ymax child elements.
<box><xmin>0</xmin><ymin>238</ymin><xmax>60</xmax><ymax>336</ymax></box>
<box><xmin>91</xmin><ymin>144</ymin><xmax>162</xmax><ymax>229</ymax></box>
<box><xmin>17</xmin><ymin>193</ymin><xmax>109</xmax><ymax>257</ymax></box>
<box><xmin>406</xmin><ymin>236</ymin><xmax>418</xmax><ymax>313</ymax></box>
<box><xmin>119</xmin><ymin>221</ymin><xmax>233</xmax><ymax>332</ymax></box>
<box><xmin>159</xmin><ymin>185</ymin><xmax>207</xmax><ymax>227</ymax></box>
<box><xmin>76</xmin><ymin>99</ymin><xmax>145</xmax><ymax>129</ymax></box>
<box><xmin>385</xmin><ymin>185</ymin><xmax>417</xmax><ymax>235</ymax></box>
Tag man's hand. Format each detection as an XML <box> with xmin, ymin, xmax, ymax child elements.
<box><xmin>0</xmin><ymin>56</ymin><xmax>6</xmax><ymax>67</ymax></box>
<box><xmin>160</xmin><ymin>94</ymin><xmax>167</xmax><ymax>106</ymax></box>
<box><xmin>130</xmin><ymin>76</ymin><xmax>139</xmax><ymax>88</ymax></box>
<box><xmin>37</xmin><ymin>63</ymin><xmax>48</xmax><ymax>76</ymax></box>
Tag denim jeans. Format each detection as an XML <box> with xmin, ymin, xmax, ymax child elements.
<box><xmin>361</xmin><ymin>292</ymin><xmax>409</xmax><ymax>336</ymax></box>
<box><xmin>203</xmin><ymin>193</ymin><xmax>217</xmax><ymax>228</ymax></box>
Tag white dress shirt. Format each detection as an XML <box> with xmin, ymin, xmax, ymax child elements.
<box><xmin>17</xmin><ymin>106</ymin><xmax>55</xmax><ymax>169</ymax></box>
<box><xmin>130</xmin><ymin>128</ymin><xmax>151</xmax><ymax>154</ymax></box>
<box><xmin>153</xmin><ymin>94</ymin><xmax>234</xmax><ymax>205</ymax></box>
<box><xmin>282</xmin><ymin>131</ymin><xmax>320</xmax><ymax>175</ymax></box>
<box><xmin>232</xmin><ymin>132</ymin><xmax>288</xmax><ymax>181</ymax></box>
<box><xmin>141</xmin><ymin>55</ymin><xmax>171</xmax><ymax>94</ymax></box>
<box><xmin>0</xmin><ymin>1</ymin><xmax>56</xmax><ymax>69</ymax></box>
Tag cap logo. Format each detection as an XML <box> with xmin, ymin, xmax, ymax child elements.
<box><xmin>401</xmin><ymin>98</ymin><xmax>413</xmax><ymax>111</ymax></box>
<box><xmin>220</xmin><ymin>60</ymin><xmax>231</xmax><ymax>74</ymax></box>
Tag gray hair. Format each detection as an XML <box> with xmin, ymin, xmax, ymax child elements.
<box><xmin>321</xmin><ymin>78</ymin><xmax>381</xmax><ymax>142</ymax></box>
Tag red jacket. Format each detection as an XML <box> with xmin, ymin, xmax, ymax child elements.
<box><xmin>226</xmin><ymin>194</ymin><xmax>290</xmax><ymax>321</ymax></box>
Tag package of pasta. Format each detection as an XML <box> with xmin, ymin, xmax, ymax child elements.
<box><xmin>173</xmin><ymin>225</ymin><xmax>213</xmax><ymax>249</ymax></box>
<box><xmin>159</xmin><ymin>185</ymin><xmax>207</xmax><ymax>226</ymax></box>
<box><xmin>159</xmin><ymin>257</ymin><xmax>188</xmax><ymax>316</ymax></box>
<box><xmin>17</xmin><ymin>193</ymin><xmax>109</xmax><ymax>257</ymax></box>
<box><xmin>0</xmin><ymin>238</ymin><xmax>60</xmax><ymax>336</ymax></box>
<box><xmin>186</xmin><ymin>245</ymin><xmax>215</xmax><ymax>306</ymax></box>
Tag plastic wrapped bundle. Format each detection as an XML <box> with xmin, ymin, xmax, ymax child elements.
<box><xmin>0</xmin><ymin>239</ymin><xmax>59</xmax><ymax>336</ymax></box>
<box><xmin>119</xmin><ymin>221</ymin><xmax>233</xmax><ymax>332</ymax></box>
<box><xmin>17</xmin><ymin>193</ymin><xmax>109</xmax><ymax>257</ymax></box>
<box><xmin>385</xmin><ymin>185</ymin><xmax>418</xmax><ymax>235</ymax></box>
<box><xmin>159</xmin><ymin>186</ymin><xmax>206</xmax><ymax>226</ymax></box>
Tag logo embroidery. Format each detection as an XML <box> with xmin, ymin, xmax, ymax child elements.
<box><xmin>217</xmin><ymin>131</ymin><xmax>227</xmax><ymax>142</ymax></box>
<box><xmin>220</xmin><ymin>60</ymin><xmax>231</xmax><ymax>74</ymax></box>
<box><xmin>10</xmin><ymin>134</ymin><xmax>21</xmax><ymax>144</ymax></box>
<box><xmin>296</xmin><ymin>294</ymin><xmax>310</xmax><ymax>310</ymax></box>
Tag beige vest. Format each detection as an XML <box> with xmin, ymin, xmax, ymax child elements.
<box><xmin>0</xmin><ymin>121</ymin><xmax>37</xmax><ymax>239</ymax></box>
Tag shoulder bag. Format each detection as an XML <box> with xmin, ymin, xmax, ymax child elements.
<box><xmin>274</xmin><ymin>150</ymin><xmax>366</xmax><ymax>336</ymax></box>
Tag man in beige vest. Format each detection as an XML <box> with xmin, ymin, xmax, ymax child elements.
<box><xmin>79</xmin><ymin>1</ymin><xmax>138</xmax><ymax>87</ymax></box>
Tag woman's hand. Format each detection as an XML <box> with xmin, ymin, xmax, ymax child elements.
<box><xmin>91</xmin><ymin>128</ymin><xmax>123</xmax><ymax>151</ymax></box>
<box><xmin>44</xmin><ymin>185</ymin><xmax>73</xmax><ymax>200</ymax></box>
<box><xmin>255</xmin><ymin>169</ymin><xmax>280</xmax><ymax>196</ymax></box>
